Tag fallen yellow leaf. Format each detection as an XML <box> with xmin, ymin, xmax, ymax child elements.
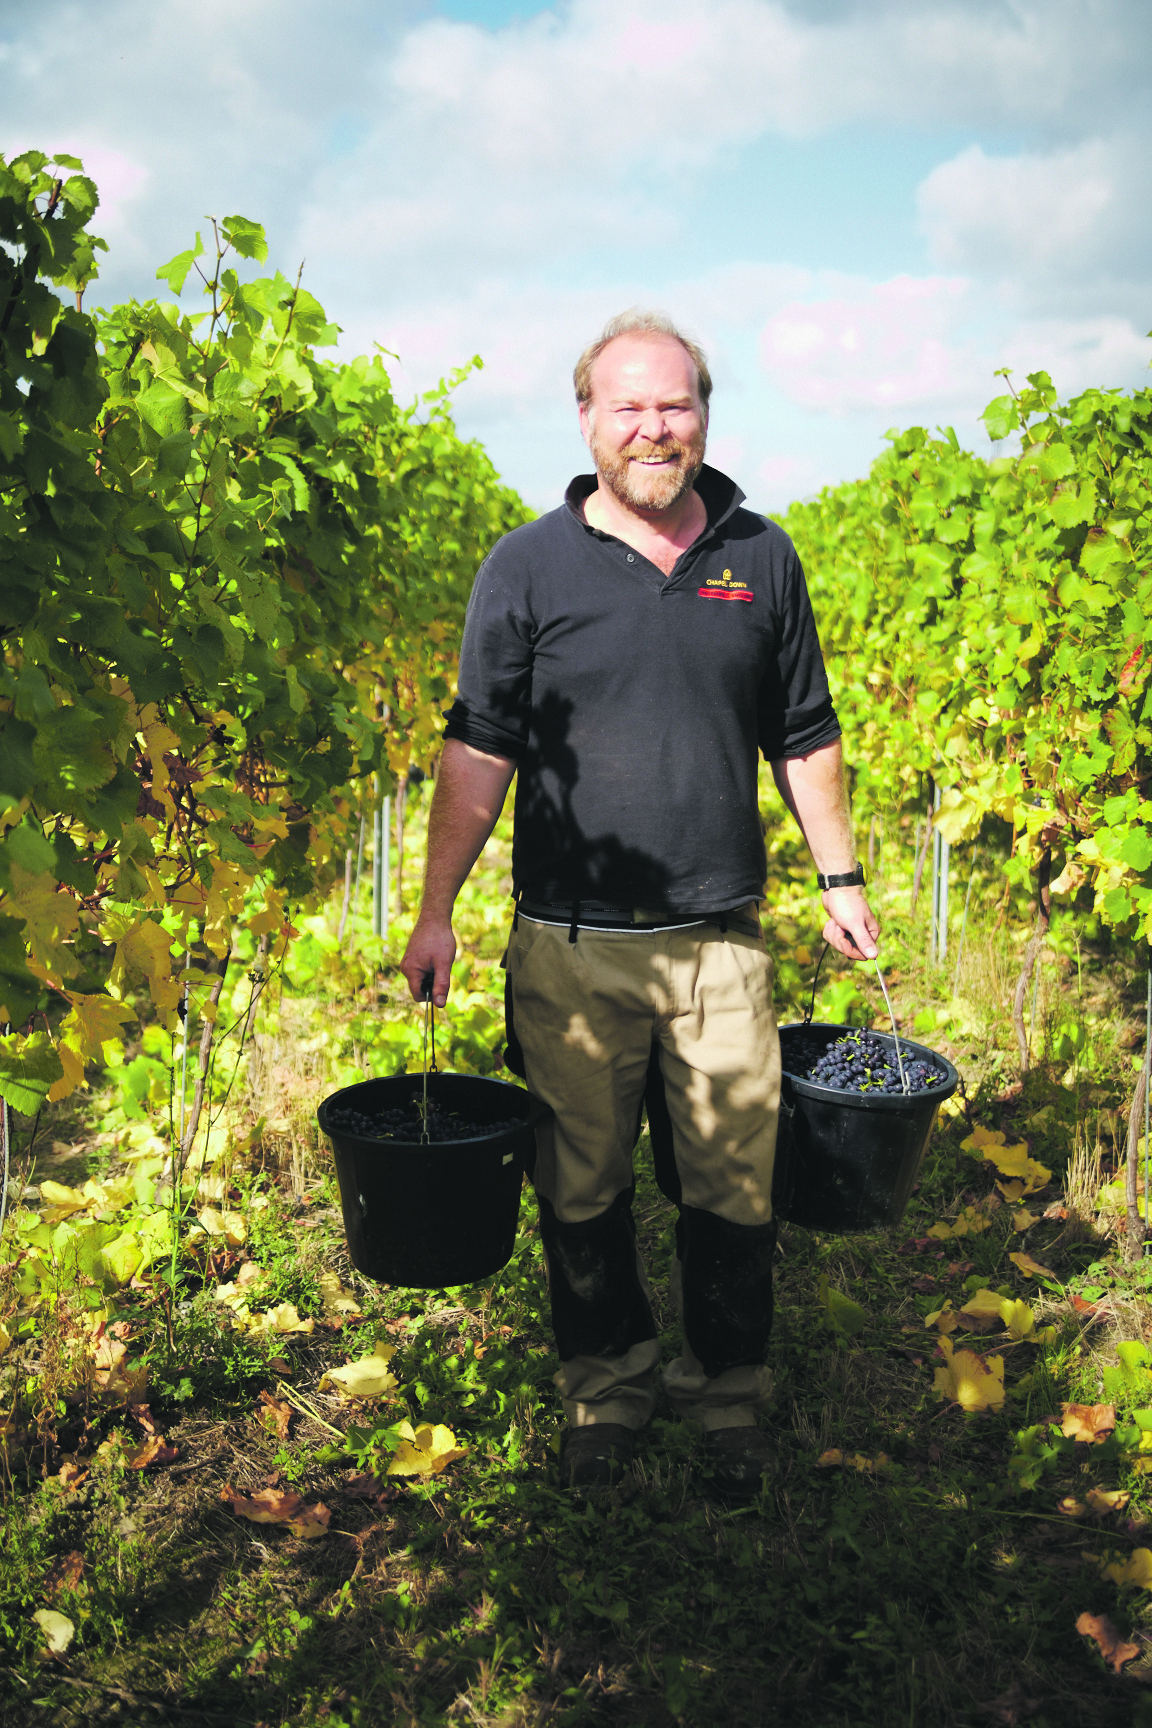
<box><xmin>959</xmin><ymin>1126</ymin><xmax>1007</xmax><ymax>1151</ymax></box>
<box><xmin>220</xmin><ymin>1484</ymin><xmax>331</xmax><ymax>1539</ymax></box>
<box><xmin>1057</xmin><ymin>1496</ymin><xmax>1086</xmax><ymax>1517</ymax></box>
<box><xmin>925</xmin><ymin>1302</ymin><xmax>959</xmax><ymax>1334</ymax></box>
<box><xmin>318</xmin><ymin>1270</ymin><xmax>362</xmax><ymax>1317</ymax></box>
<box><xmin>32</xmin><ymin>1608</ymin><xmax>75</xmax><ymax>1655</ymax></box>
<box><xmin>386</xmin><ymin>1420</ymin><xmax>468</xmax><ymax>1477</ymax></box>
<box><xmin>816</xmin><ymin>1448</ymin><xmax>844</xmax><ymax>1468</ymax></box>
<box><xmin>933</xmin><ymin>1337</ymin><xmax>1005</xmax><ymax>1413</ymax></box>
<box><xmin>248</xmin><ymin>1302</ymin><xmax>314</xmax><ymax>1337</ymax></box>
<box><xmin>927</xmin><ymin>1205</ymin><xmax>992</xmax><ymax>1241</ymax></box>
<box><xmin>195</xmin><ymin>1207</ymin><xmax>247</xmax><ymax>1247</ymax></box>
<box><xmin>1100</xmin><ymin>1547</ymin><xmax>1152</xmax><ymax>1590</ymax></box>
<box><xmin>1009</xmin><ymin>1251</ymin><xmax>1058</xmax><ymax>1281</ymax></box>
<box><xmin>321</xmin><ymin>1340</ymin><xmax>399</xmax><ymax>1400</ymax></box>
<box><xmin>1087</xmin><ymin>1488</ymin><xmax>1132</xmax><ymax>1515</ymax></box>
<box><xmin>1012</xmin><ymin>1208</ymin><xmax>1039</xmax><ymax>1232</ymax></box>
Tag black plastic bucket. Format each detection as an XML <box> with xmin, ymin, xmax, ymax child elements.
<box><xmin>772</xmin><ymin>1023</ymin><xmax>959</xmax><ymax>1232</ymax></box>
<box><xmin>317</xmin><ymin>1073</ymin><xmax>551</xmax><ymax>1288</ymax></box>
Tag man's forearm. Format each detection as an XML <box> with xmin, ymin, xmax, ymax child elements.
<box><xmin>770</xmin><ymin>739</ymin><xmax>857</xmax><ymax>874</ymax></box>
<box><xmin>420</xmin><ymin>738</ymin><xmax>517</xmax><ymax>919</ymax></box>
<box><xmin>770</xmin><ymin>738</ymin><xmax>879</xmax><ymax>961</ymax></box>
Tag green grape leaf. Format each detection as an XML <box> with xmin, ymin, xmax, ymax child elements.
<box><xmin>222</xmin><ymin>215</ymin><xmax>268</xmax><ymax>262</ymax></box>
<box><xmin>155</xmin><ymin>233</ymin><xmax>204</xmax><ymax>295</ymax></box>
<box><xmin>0</xmin><ymin>1030</ymin><xmax>64</xmax><ymax>1115</ymax></box>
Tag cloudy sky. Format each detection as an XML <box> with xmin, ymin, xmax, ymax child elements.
<box><xmin>3</xmin><ymin>0</ymin><xmax>1149</xmax><ymax>513</ymax></box>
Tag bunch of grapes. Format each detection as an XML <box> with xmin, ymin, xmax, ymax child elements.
<box><xmin>805</xmin><ymin>1028</ymin><xmax>943</xmax><ymax>1096</ymax></box>
<box><xmin>326</xmin><ymin>1102</ymin><xmax>524</xmax><ymax>1144</ymax></box>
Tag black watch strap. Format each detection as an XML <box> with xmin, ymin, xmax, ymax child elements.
<box><xmin>817</xmin><ymin>863</ymin><xmax>866</xmax><ymax>891</ymax></box>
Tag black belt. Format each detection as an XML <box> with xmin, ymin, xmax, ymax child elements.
<box><xmin>516</xmin><ymin>897</ymin><xmax>716</xmax><ymax>945</ymax></box>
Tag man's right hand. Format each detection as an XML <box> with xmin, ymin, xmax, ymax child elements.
<box><xmin>400</xmin><ymin>918</ymin><xmax>457</xmax><ymax>1007</ymax></box>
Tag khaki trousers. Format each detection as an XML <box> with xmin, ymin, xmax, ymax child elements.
<box><xmin>505</xmin><ymin>907</ymin><xmax>780</xmax><ymax>1432</ymax></box>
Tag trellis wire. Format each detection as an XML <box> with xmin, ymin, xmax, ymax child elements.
<box><xmin>372</xmin><ymin>791</ymin><xmax>391</xmax><ymax>940</ymax></box>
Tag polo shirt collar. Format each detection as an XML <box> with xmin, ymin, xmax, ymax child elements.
<box><xmin>564</xmin><ymin>463</ymin><xmax>745</xmax><ymax>537</ymax></box>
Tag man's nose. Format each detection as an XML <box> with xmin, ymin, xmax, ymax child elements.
<box><xmin>635</xmin><ymin>408</ymin><xmax>670</xmax><ymax>442</ymax></box>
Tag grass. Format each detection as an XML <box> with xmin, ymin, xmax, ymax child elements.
<box><xmin>3</xmin><ymin>778</ymin><xmax>1152</xmax><ymax>1726</ymax></box>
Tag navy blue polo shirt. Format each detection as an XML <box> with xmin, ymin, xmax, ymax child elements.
<box><xmin>443</xmin><ymin>463</ymin><xmax>840</xmax><ymax>915</ymax></box>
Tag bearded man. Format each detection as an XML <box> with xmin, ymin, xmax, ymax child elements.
<box><xmin>401</xmin><ymin>309</ymin><xmax>879</xmax><ymax>1494</ymax></box>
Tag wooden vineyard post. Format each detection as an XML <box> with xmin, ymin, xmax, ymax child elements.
<box><xmin>910</xmin><ymin>781</ymin><xmax>933</xmax><ymax>918</ymax></box>
<box><xmin>394</xmin><ymin>772</ymin><xmax>408</xmax><ymax>913</ymax></box>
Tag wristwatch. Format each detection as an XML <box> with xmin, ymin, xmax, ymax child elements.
<box><xmin>816</xmin><ymin>863</ymin><xmax>866</xmax><ymax>891</ymax></box>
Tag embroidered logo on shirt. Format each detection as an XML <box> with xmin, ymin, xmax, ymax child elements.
<box><xmin>698</xmin><ymin>568</ymin><xmax>753</xmax><ymax>602</ymax></box>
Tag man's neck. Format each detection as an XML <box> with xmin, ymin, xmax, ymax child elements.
<box><xmin>582</xmin><ymin>481</ymin><xmax>708</xmax><ymax>579</ymax></box>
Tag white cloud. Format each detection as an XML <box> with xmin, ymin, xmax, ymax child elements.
<box><xmin>758</xmin><ymin>275</ymin><xmax>982</xmax><ymax>412</ymax></box>
<box><xmin>918</xmin><ymin>139</ymin><xmax>1135</xmax><ymax>281</ymax></box>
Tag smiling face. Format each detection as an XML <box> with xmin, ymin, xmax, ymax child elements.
<box><xmin>579</xmin><ymin>333</ymin><xmax>707</xmax><ymax>513</ymax></box>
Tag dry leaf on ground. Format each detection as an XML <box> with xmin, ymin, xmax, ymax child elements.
<box><xmin>1087</xmin><ymin>1487</ymin><xmax>1131</xmax><ymax>1514</ymax></box>
<box><xmin>220</xmin><ymin>1483</ymin><xmax>331</xmax><ymax>1539</ymax></box>
<box><xmin>1057</xmin><ymin>1497</ymin><xmax>1086</xmax><ymax>1517</ymax></box>
<box><xmin>1075</xmin><ymin>1610</ymin><xmax>1143</xmax><ymax>1676</ymax></box>
<box><xmin>321</xmin><ymin>1340</ymin><xmax>400</xmax><ymax>1401</ymax></box>
<box><xmin>258</xmin><ymin>1390</ymin><xmax>292</xmax><ymax>1439</ymax></box>
<box><xmin>386</xmin><ymin>1421</ymin><xmax>468</xmax><ymax>1477</ymax></box>
<box><xmin>927</xmin><ymin>1205</ymin><xmax>991</xmax><ymax>1240</ymax></box>
<box><xmin>43</xmin><ymin>1552</ymin><xmax>85</xmax><ymax>1598</ymax></box>
<box><xmin>1009</xmin><ymin>1251</ymin><xmax>1058</xmax><ymax>1280</ymax></box>
<box><xmin>933</xmin><ymin>1337</ymin><xmax>1005</xmax><ymax>1413</ymax></box>
<box><xmin>57</xmin><ymin>1461</ymin><xmax>88</xmax><ymax>1492</ymax></box>
<box><xmin>33</xmin><ymin>1608</ymin><xmax>75</xmax><ymax>1655</ymax></box>
<box><xmin>123</xmin><ymin>1434</ymin><xmax>178</xmax><ymax>1470</ymax></box>
<box><xmin>194</xmin><ymin>1207</ymin><xmax>247</xmax><ymax>1247</ymax></box>
<box><xmin>1060</xmin><ymin>1402</ymin><xmax>1117</xmax><ymax>1444</ymax></box>
<box><xmin>924</xmin><ymin>1302</ymin><xmax>959</xmax><ymax>1334</ymax></box>
<box><xmin>318</xmin><ymin>1271</ymin><xmax>362</xmax><ymax>1317</ymax></box>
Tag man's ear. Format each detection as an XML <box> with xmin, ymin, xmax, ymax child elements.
<box><xmin>578</xmin><ymin>400</ymin><xmax>594</xmax><ymax>450</ymax></box>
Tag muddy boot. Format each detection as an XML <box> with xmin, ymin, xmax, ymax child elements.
<box><xmin>558</xmin><ymin>1424</ymin><xmax>636</xmax><ymax>1491</ymax></box>
<box><xmin>700</xmin><ymin>1427</ymin><xmax>774</xmax><ymax>1497</ymax></box>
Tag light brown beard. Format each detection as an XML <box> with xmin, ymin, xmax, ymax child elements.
<box><xmin>588</xmin><ymin>427</ymin><xmax>706</xmax><ymax>512</ymax></box>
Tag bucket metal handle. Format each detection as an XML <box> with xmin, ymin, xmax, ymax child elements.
<box><xmin>872</xmin><ymin>960</ymin><xmax>909</xmax><ymax>1095</ymax></box>
<box><xmin>803</xmin><ymin>944</ymin><xmax>910</xmax><ymax>1097</ymax></box>
<box><xmin>419</xmin><ymin>969</ymin><xmax>438</xmax><ymax>1144</ymax></box>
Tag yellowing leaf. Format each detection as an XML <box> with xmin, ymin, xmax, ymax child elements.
<box><xmin>249</xmin><ymin>1302</ymin><xmax>314</xmax><ymax>1337</ymax></box>
<box><xmin>386</xmin><ymin>1420</ymin><xmax>467</xmax><ymax>1477</ymax></box>
<box><xmin>959</xmin><ymin>1126</ymin><xmax>1007</xmax><ymax>1152</ymax></box>
<box><xmin>958</xmin><ymin>1288</ymin><xmax>1006</xmax><ymax>1330</ymax></box>
<box><xmin>99</xmin><ymin>1232</ymin><xmax>144</xmax><ymax>1287</ymax></box>
<box><xmin>927</xmin><ymin>1205</ymin><xmax>992</xmax><ymax>1240</ymax></box>
<box><xmin>195</xmin><ymin>1207</ymin><xmax>246</xmax><ymax>1247</ymax></box>
<box><xmin>9</xmin><ymin>865</ymin><xmax>80</xmax><ymax>987</ymax></box>
<box><xmin>1100</xmin><ymin>1547</ymin><xmax>1152</xmax><ymax>1590</ymax></box>
<box><xmin>0</xmin><ymin>1321</ymin><xmax>10</xmax><ymax>1357</ymax></box>
<box><xmin>38</xmin><ymin>1180</ymin><xmax>89</xmax><ymax>1219</ymax></box>
<box><xmin>1010</xmin><ymin>1251</ymin><xmax>1058</xmax><ymax>1281</ymax></box>
<box><xmin>999</xmin><ymin>1299</ymin><xmax>1038</xmax><ymax>1341</ymax></box>
<box><xmin>33</xmin><ymin>1608</ymin><xmax>75</xmax><ymax>1654</ymax></box>
<box><xmin>1012</xmin><ymin>1208</ymin><xmax>1039</xmax><ymax>1232</ymax></box>
<box><xmin>933</xmin><ymin>1337</ymin><xmax>1005</xmax><ymax>1412</ymax></box>
<box><xmin>318</xmin><ymin>1270</ymin><xmax>362</xmax><ymax>1317</ymax></box>
<box><xmin>816</xmin><ymin>1448</ymin><xmax>844</xmax><ymax>1468</ymax></box>
<box><xmin>925</xmin><ymin>1301</ymin><xmax>959</xmax><ymax>1334</ymax></box>
<box><xmin>1087</xmin><ymin>1488</ymin><xmax>1132</xmax><ymax>1514</ymax></box>
<box><xmin>321</xmin><ymin>1340</ymin><xmax>399</xmax><ymax>1400</ymax></box>
<box><xmin>1057</xmin><ymin>1496</ymin><xmax>1087</xmax><ymax>1516</ymax></box>
<box><xmin>105</xmin><ymin>915</ymin><xmax>182</xmax><ymax>1016</ymax></box>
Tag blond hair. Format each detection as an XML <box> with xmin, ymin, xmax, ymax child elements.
<box><xmin>573</xmin><ymin>309</ymin><xmax>712</xmax><ymax>412</ymax></box>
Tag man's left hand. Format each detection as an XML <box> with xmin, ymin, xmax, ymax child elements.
<box><xmin>821</xmin><ymin>887</ymin><xmax>879</xmax><ymax>961</ymax></box>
